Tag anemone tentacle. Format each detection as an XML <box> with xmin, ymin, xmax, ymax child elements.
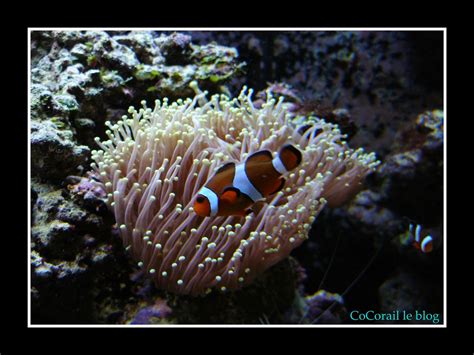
<box><xmin>91</xmin><ymin>86</ymin><xmax>379</xmax><ymax>296</ymax></box>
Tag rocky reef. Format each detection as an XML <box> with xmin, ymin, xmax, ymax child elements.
<box><xmin>30</xmin><ymin>30</ymin><xmax>443</xmax><ymax>325</ymax></box>
<box><xmin>30</xmin><ymin>30</ymin><xmax>245</xmax><ymax>323</ymax></box>
<box><xmin>188</xmin><ymin>31</ymin><xmax>443</xmax><ymax>157</ymax></box>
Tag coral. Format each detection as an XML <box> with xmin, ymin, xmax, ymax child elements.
<box><xmin>301</xmin><ymin>290</ymin><xmax>347</xmax><ymax>324</ymax></box>
<box><xmin>90</xmin><ymin>86</ymin><xmax>379</xmax><ymax>296</ymax></box>
<box><xmin>66</xmin><ymin>173</ymin><xmax>108</xmax><ymax>212</ymax></box>
<box><xmin>30</xmin><ymin>30</ymin><xmax>244</xmax><ymax>159</ymax></box>
<box><xmin>30</xmin><ymin>31</ymin><xmax>245</xmax><ymax>178</ymax></box>
<box><xmin>30</xmin><ymin>179</ymin><xmax>133</xmax><ymax>323</ymax></box>
<box><xmin>31</xmin><ymin>120</ymin><xmax>90</xmax><ymax>181</ymax></box>
<box><xmin>377</xmin><ymin>110</ymin><xmax>444</xmax><ymax>224</ymax></box>
<box><xmin>281</xmin><ymin>286</ymin><xmax>347</xmax><ymax>325</ymax></box>
<box><xmin>189</xmin><ymin>31</ymin><xmax>443</xmax><ymax>156</ymax></box>
<box><xmin>30</xmin><ymin>30</ymin><xmax>247</xmax><ymax>323</ymax></box>
<box><xmin>129</xmin><ymin>298</ymin><xmax>173</xmax><ymax>324</ymax></box>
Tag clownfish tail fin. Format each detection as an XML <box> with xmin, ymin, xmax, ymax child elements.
<box><xmin>278</xmin><ymin>144</ymin><xmax>302</xmax><ymax>171</ymax></box>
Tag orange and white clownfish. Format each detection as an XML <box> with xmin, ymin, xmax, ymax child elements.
<box><xmin>193</xmin><ymin>144</ymin><xmax>302</xmax><ymax>217</ymax></box>
<box><xmin>407</xmin><ymin>223</ymin><xmax>433</xmax><ymax>253</ymax></box>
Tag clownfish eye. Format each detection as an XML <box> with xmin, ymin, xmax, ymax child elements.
<box><xmin>196</xmin><ymin>196</ymin><xmax>205</xmax><ymax>203</ymax></box>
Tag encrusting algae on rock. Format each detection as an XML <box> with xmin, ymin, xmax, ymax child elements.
<box><xmin>89</xmin><ymin>84</ymin><xmax>380</xmax><ymax>296</ymax></box>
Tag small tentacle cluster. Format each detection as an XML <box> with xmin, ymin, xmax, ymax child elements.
<box><xmin>90</xmin><ymin>86</ymin><xmax>379</xmax><ymax>296</ymax></box>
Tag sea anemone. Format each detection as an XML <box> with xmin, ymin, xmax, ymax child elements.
<box><xmin>90</xmin><ymin>85</ymin><xmax>379</xmax><ymax>296</ymax></box>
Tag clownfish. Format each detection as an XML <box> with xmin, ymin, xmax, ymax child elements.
<box><xmin>193</xmin><ymin>144</ymin><xmax>302</xmax><ymax>217</ymax></box>
<box><xmin>402</xmin><ymin>223</ymin><xmax>433</xmax><ymax>253</ymax></box>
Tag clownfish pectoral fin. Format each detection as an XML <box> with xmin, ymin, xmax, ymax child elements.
<box><xmin>279</xmin><ymin>144</ymin><xmax>302</xmax><ymax>171</ymax></box>
<box><xmin>215</xmin><ymin>162</ymin><xmax>235</xmax><ymax>175</ymax></box>
<box><xmin>269</xmin><ymin>177</ymin><xmax>286</xmax><ymax>195</ymax></box>
<box><xmin>246</xmin><ymin>150</ymin><xmax>273</xmax><ymax>164</ymax></box>
<box><xmin>221</xmin><ymin>186</ymin><xmax>240</xmax><ymax>204</ymax></box>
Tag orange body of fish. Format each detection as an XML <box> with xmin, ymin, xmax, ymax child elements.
<box><xmin>194</xmin><ymin>144</ymin><xmax>302</xmax><ymax>217</ymax></box>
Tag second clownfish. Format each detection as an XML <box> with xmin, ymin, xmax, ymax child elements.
<box><xmin>400</xmin><ymin>223</ymin><xmax>434</xmax><ymax>254</ymax></box>
<box><xmin>193</xmin><ymin>144</ymin><xmax>302</xmax><ymax>217</ymax></box>
<box><xmin>410</xmin><ymin>224</ymin><xmax>434</xmax><ymax>253</ymax></box>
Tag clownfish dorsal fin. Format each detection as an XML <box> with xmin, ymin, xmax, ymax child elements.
<box><xmin>215</xmin><ymin>161</ymin><xmax>235</xmax><ymax>175</ymax></box>
<box><xmin>269</xmin><ymin>177</ymin><xmax>286</xmax><ymax>195</ymax></box>
<box><xmin>220</xmin><ymin>186</ymin><xmax>240</xmax><ymax>204</ymax></box>
<box><xmin>246</xmin><ymin>150</ymin><xmax>273</xmax><ymax>164</ymax></box>
<box><xmin>279</xmin><ymin>144</ymin><xmax>302</xmax><ymax>171</ymax></box>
